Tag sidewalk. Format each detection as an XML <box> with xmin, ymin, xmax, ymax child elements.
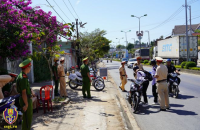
<box><xmin>16</xmin><ymin>68</ymin><xmax>127</xmax><ymax>130</ymax></box>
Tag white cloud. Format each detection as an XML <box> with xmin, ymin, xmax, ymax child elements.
<box><xmin>76</xmin><ymin>0</ymin><xmax>81</xmax><ymax>5</ymax></box>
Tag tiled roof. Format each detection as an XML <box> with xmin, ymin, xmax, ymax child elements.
<box><xmin>172</xmin><ymin>23</ymin><xmax>200</xmax><ymax>35</ymax></box>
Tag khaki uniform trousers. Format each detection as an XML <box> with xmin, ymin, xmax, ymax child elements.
<box><xmin>59</xmin><ymin>77</ymin><xmax>67</xmax><ymax>97</ymax></box>
<box><xmin>120</xmin><ymin>76</ymin><xmax>127</xmax><ymax>91</ymax></box>
<box><xmin>157</xmin><ymin>82</ymin><xmax>170</xmax><ymax>109</ymax></box>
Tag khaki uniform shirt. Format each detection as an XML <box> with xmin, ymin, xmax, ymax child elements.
<box><xmin>155</xmin><ymin>64</ymin><xmax>168</xmax><ymax>81</ymax></box>
<box><xmin>119</xmin><ymin>66</ymin><xmax>126</xmax><ymax>76</ymax></box>
<box><xmin>58</xmin><ymin>64</ymin><xmax>65</xmax><ymax>77</ymax></box>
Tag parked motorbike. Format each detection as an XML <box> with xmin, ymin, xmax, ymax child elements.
<box><xmin>68</xmin><ymin>69</ymin><xmax>105</xmax><ymax>91</ymax></box>
<box><xmin>168</xmin><ymin>70</ymin><xmax>180</xmax><ymax>98</ymax></box>
<box><xmin>0</xmin><ymin>94</ymin><xmax>23</xmax><ymax>130</ymax></box>
<box><xmin>107</xmin><ymin>60</ymin><xmax>108</xmax><ymax>63</ymax></box>
<box><xmin>126</xmin><ymin>79</ymin><xmax>144</xmax><ymax>113</ymax></box>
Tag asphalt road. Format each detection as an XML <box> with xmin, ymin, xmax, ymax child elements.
<box><xmin>103</xmin><ymin>60</ymin><xmax>200</xmax><ymax>130</ymax></box>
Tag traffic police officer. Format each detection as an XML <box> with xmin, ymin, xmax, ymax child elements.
<box><xmin>16</xmin><ymin>58</ymin><xmax>33</xmax><ymax>130</ymax></box>
<box><xmin>154</xmin><ymin>57</ymin><xmax>170</xmax><ymax>111</ymax></box>
<box><xmin>119</xmin><ymin>61</ymin><xmax>127</xmax><ymax>92</ymax></box>
<box><xmin>57</xmin><ymin>57</ymin><xmax>68</xmax><ymax>97</ymax></box>
<box><xmin>80</xmin><ymin>57</ymin><xmax>92</xmax><ymax>99</ymax></box>
<box><xmin>52</xmin><ymin>57</ymin><xmax>59</xmax><ymax>96</ymax></box>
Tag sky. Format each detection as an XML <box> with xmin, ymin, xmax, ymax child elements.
<box><xmin>31</xmin><ymin>0</ymin><xmax>200</xmax><ymax>47</ymax></box>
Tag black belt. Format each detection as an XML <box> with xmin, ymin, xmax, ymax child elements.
<box><xmin>122</xmin><ymin>75</ymin><xmax>126</xmax><ymax>76</ymax></box>
<box><xmin>157</xmin><ymin>79</ymin><xmax>167</xmax><ymax>83</ymax></box>
<box><xmin>60</xmin><ymin>76</ymin><xmax>65</xmax><ymax>77</ymax></box>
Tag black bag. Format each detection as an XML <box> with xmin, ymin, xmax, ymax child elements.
<box><xmin>143</xmin><ymin>70</ymin><xmax>153</xmax><ymax>81</ymax></box>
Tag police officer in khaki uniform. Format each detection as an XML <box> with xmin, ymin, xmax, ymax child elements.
<box><xmin>154</xmin><ymin>57</ymin><xmax>170</xmax><ymax>111</ymax></box>
<box><xmin>16</xmin><ymin>58</ymin><xmax>34</xmax><ymax>130</ymax></box>
<box><xmin>119</xmin><ymin>61</ymin><xmax>127</xmax><ymax>92</ymax></box>
<box><xmin>58</xmin><ymin>57</ymin><xmax>68</xmax><ymax>97</ymax></box>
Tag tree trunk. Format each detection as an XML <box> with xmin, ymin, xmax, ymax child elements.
<box><xmin>43</xmin><ymin>54</ymin><xmax>55</xmax><ymax>99</ymax></box>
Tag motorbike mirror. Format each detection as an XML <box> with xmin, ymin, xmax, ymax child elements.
<box><xmin>178</xmin><ymin>69</ymin><xmax>180</xmax><ymax>71</ymax></box>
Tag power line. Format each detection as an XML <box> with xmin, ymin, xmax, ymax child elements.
<box><xmin>52</xmin><ymin>0</ymin><xmax>72</xmax><ymax>22</ymax></box>
<box><xmin>147</xmin><ymin>0</ymin><xmax>199</xmax><ymax>31</ymax></box>
<box><xmin>68</xmin><ymin>0</ymin><xmax>82</xmax><ymax>21</ymax></box>
<box><xmin>46</xmin><ymin>0</ymin><xmax>67</xmax><ymax>23</ymax></box>
<box><xmin>148</xmin><ymin>6</ymin><xmax>184</xmax><ymax>31</ymax></box>
<box><xmin>62</xmin><ymin>0</ymin><xmax>76</xmax><ymax>19</ymax></box>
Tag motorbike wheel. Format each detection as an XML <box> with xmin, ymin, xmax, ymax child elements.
<box><xmin>173</xmin><ymin>86</ymin><xmax>179</xmax><ymax>98</ymax></box>
<box><xmin>131</xmin><ymin>96</ymin><xmax>139</xmax><ymax>113</ymax></box>
<box><xmin>97</xmin><ymin>77</ymin><xmax>104</xmax><ymax>83</ymax></box>
<box><xmin>94</xmin><ymin>80</ymin><xmax>105</xmax><ymax>91</ymax></box>
<box><xmin>69</xmin><ymin>80</ymin><xmax>78</xmax><ymax>89</ymax></box>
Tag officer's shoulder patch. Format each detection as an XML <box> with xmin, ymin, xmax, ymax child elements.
<box><xmin>22</xmin><ymin>74</ymin><xmax>28</xmax><ymax>78</ymax></box>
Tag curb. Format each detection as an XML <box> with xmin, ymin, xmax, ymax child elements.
<box><xmin>99</xmin><ymin>62</ymin><xmax>140</xmax><ymax>130</ymax></box>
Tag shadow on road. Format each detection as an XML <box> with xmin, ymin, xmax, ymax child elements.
<box><xmin>178</xmin><ymin>94</ymin><xmax>196</xmax><ymax>100</ymax></box>
<box><xmin>167</xmin><ymin>109</ymin><xmax>198</xmax><ymax>116</ymax></box>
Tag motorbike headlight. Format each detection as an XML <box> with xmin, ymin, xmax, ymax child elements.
<box><xmin>173</xmin><ymin>82</ymin><xmax>178</xmax><ymax>86</ymax></box>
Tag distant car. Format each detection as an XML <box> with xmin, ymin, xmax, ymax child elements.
<box><xmin>127</xmin><ymin>58</ymin><xmax>137</xmax><ymax>68</ymax></box>
<box><xmin>121</xmin><ymin>58</ymin><xmax>128</xmax><ymax>64</ymax></box>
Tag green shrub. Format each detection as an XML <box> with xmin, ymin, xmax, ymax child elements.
<box><xmin>189</xmin><ymin>67</ymin><xmax>200</xmax><ymax>71</ymax></box>
<box><xmin>175</xmin><ymin>65</ymin><xmax>181</xmax><ymax>68</ymax></box>
<box><xmin>181</xmin><ymin>62</ymin><xmax>187</xmax><ymax>68</ymax></box>
<box><xmin>143</xmin><ymin>60</ymin><xmax>149</xmax><ymax>64</ymax></box>
<box><xmin>185</xmin><ymin>61</ymin><xmax>196</xmax><ymax>69</ymax></box>
<box><xmin>171</xmin><ymin>61</ymin><xmax>174</xmax><ymax>65</ymax></box>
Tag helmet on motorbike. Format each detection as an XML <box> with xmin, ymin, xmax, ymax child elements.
<box><xmin>150</xmin><ymin>59</ymin><xmax>156</xmax><ymax>65</ymax></box>
<box><xmin>133</xmin><ymin>66</ymin><xmax>139</xmax><ymax>71</ymax></box>
<box><xmin>166</xmin><ymin>59</ymin><xmax>171</xmax><ymax>62</ymax></box>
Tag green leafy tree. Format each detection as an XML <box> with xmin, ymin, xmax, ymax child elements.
<box><xmin>116</xmin><ymin>44</ymin><xmax>126</xmax><ymax>49</ymax></box>
<box><xmin>126</xmin><ymin>43</ymin><xmax>134</xmax><ymax>51</ymax></box>
<box><xmin>80</xmin><ymin>28</ymin><xmax>111</xmax><ymax>60</ymax></box>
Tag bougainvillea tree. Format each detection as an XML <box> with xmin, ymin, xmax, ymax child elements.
<box><xmin>0</xmin><ymin>0</ymin><xmax>72</xmax><ymax>61</ymax></box>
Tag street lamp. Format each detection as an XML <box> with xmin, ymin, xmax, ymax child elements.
<box><xmin>116</xmin><ymin>37</ymin><xmax>124</xmax><ymax>45</ymax></box>
<box><xmin>145</xmin><ymin>30</ymin><xmax>150</xmax><ymax>47</ymax></box>
<box><xmin>131</xmin><ymin>14</ymin><xmax>147</xmax><ymax>54</ymax></box>
<box><xmin>116</xmin><ymin>38</ymin><xmax>124</xmax><ymax>58</ymax></box>
<box><xmin>145</xmin><ymin>30</ymin><xmax>151</xmax><ymax>60</ymax></box>
<box><xmin>121</xmin><ymin>30</ymin><xmax>131</xmax><ymax>58</ymax></box>
<box><xmin>121</xmin><ymin>30</ymin><xmax>131</xmax><ymax>48</ymax></box>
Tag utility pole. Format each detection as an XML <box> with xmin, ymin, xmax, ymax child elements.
<box><xmin>73</xmin><ymin>19</ymin><xmax>87</xmax><ymax>68</ymax></box>
<box><xmin>189</xmin><ymin>6</ymin><xmax>192</xmax><ymax>35</ymax></box>
<box><xmin>185</xmin><ymin>0</ymin><xmax>190</xmax><ymax>61</ymax></box>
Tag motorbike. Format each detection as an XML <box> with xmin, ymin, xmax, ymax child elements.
<box><xmin>126</xmin><ymin>79</ymin><xmax>144</xmax><ymax>113</ymax></box>
<box><xmin>68</xmin><ymin>69</ymin><xmax>105</xmax><ymax>91</ymax></box>
<box><xmin>168</xmin><ymin>70</ymin><xmax>180</xmax><ymax>98</ymax></box>
<box><xmin>0</xmin><ymin>94</ymin><xmax>23</xmax><ymax>130</ymax></box>
<box><xmin>107</xmin><ymin>60</ymin><xmax>108</xmax><ymax>63</ymax></box>
<box><xmin>110</xmin><ymin>60</ymin><xmax>112</xmax><ymax>63</ymax></box>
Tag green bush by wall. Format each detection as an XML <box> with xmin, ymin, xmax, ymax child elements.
<box><xmin>143</xmin><ymin>60</ymin><xmax>149</xmax><ymax>64</ymax></box>
<box><xmin>33</xmin><ymin>55</ymin><xmax>51</xmax><ymax>82</ymax></box>
<box><xmin>181</xmin><ymin>62</ymin><xmax>187</xmax><ymax>68</ymax></box>
<box><xmin>185</xmin><ymin>61</ymin><xmax>196</xmax><ymax>69</ymax></box>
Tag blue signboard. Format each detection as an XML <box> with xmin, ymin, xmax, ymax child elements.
<box><xmin>116</xmin><ymin>54</ymin><xmax>119</xmax><ymax>58</ymax></box>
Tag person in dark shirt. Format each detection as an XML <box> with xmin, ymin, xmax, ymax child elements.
<box><xmin>166</xmin><ymin>59</ymin><xmax>180</xmax><ymax>93</ymax></box>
